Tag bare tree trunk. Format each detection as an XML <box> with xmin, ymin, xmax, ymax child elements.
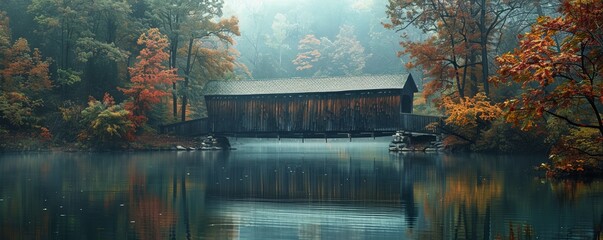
<box><xmin>181</xmin><ymin>38</ymin><xmax>194</xmax><ymax>122</ymax></box>
<box><xmin>480</xmin><ymin>0</ymin><xmax>490</xmax><ymax>96</ymax></box>
<box><xmin>170</xmin><ymin>35</ymin><xmax>179</xmax><ymax>120</ymax></box>
<box><xmin>534</xmin><ymin>0</ymin><xmax>544</xmax><ymax>16</ymax></box>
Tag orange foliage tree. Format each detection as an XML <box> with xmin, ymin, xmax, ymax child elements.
<box><xmin>1</xmin><ymin>12</ymin><xmax>51</xmax><ymax>96</ymax></box>
<box><xmin>292</xmin><ymin>34</ymin><xmax>321</xmax><ymax>71</ymax></box>
<box><xmin>120</xmin><ymin>28</ymin><xmax>180</xmax><ymax>128</ymax></box>
<box><xmin>1</xmin><ymin>38</ymin><xmax>52</xmax><ymax>95</ymax></box>
<box><xmin>385</xmin><ymin>0</ymin><xmax>522</xmax><ymax>100</ymax></box>
<box><xmin>179</xmin><ymin>16</ymin><xmax>241</xmax><ymax>121</ymax></box>
<box><xmin>494</xmin><ymin>0</ymin><xmax>602</xmax><ymax>176</ymax></box>
<box><xmin>441</xmin><ymin>93</ymin><xmax>502</xmax><ymax>128</ymax></box>
<box><xmin>385</xmin><ymin>0</ymin><xmax>527</xmax><ymax>148</ymax></box>
<box><xmin>0</xmin><ymin>12</ymin><xmax>52</xmax><ymax>135</ymax></box>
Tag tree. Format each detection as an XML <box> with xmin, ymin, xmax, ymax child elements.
<box><xmin>28</xmin><ymin>0</ymin><xmax>133</xmax><ymax>98</ymax></box>
<box><xmin>292</xmin><ymin>34</ymin><xmax>333</xmax><ymax>77</ymax></box>
<box><xmin>179</xmin><ymin>16</ymin><xmax>240</xmax><ymax>121</ymax></box>
<box><xmin>266</xmin><ymin>13</ymin><xmax>294</xmax><ymax>72</ymax></box>
<box><xmin>120</xmin><ymin>28</ymin><xmax>180</xmax><ymax>128</ymax></box>
<box><xmin>27</xmin><ymin>0</ymin><xmax>88</xmax><ymax>70</ymax></box>
<box><xmin>0</xmin><ymin>14</ymin><xmax>52</xmax><ymax>132</ymax></box>
<box><xmin>1</xmin><ymin>38</ymin><xmax>52</xmax><ymax>95</ymax></box>
<box><xmin>494</xmin><ymin>0</ymin><xmax>602</xmax><ymax>175</ymax></box>
<box><xmin>494</xmin><ymin>0</ymin><xmax>602</xmax><ymax>136</ymax></box>
<box><xmin>0</xmin><ymin>12</ymin><xmax>9</xmax><ymax>61</ymax></box>
<box><xmin>292</xmin><ymin>34</ymin><xmax>321</xmax><ymax>71</ymax></box>
<box><xmin>385</xmin><ymin>0</ymin><xmax>530</xmax><ymax>150</ymax></box>
<box><xmin>439</xmin><ymin>93</ymin><xmax>503</xmax><ymax>146</ymax></box>
<box><xmin>292</xmin><ymin>25</ymin><xmax>369</xmax><ymax>77</ymax></box>
<box><xmin>147</xmin><ymin>0</ymin><xmax>224</xmax><ymax>119</ymax></box>
<box><xmin>330</xmin><ymin>25</ymin><xmax>369</xmax><ymax>76</ymax></box>
<box><xmin>385</xmin><ymin>0</ymin><xmax>524</xmax><ymax>99</ymax></box>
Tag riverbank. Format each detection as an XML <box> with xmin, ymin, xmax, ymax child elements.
<box><xmin>0</xmin><ymin>133</ymin><xmax>198</xmax><ymax>152</ymax></box>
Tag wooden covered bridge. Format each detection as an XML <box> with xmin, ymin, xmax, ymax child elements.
<box><xmin>161</xmin><ymin>74</ymin><xmax>443</xmax><ymax>138</ymax></box>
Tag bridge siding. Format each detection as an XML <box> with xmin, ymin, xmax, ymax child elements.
<box><xmin>159</xmin><ymin>74</ymin><xmax>444</xmax><ymax>136</ymax></box>
<box><xmin>160</xmin><ymin>113</ymin><xmax>443</xmax><ymax>136</ymax></box>
<box><xmin>160</xmin><ymin>118</ymin><xmax>208</xmax><ymax>136</ymax></box>
<box><xmin>205</xmin><ymin>91</ymin><xmax>408</xmax><ymax>133</ymax></box>
<box><xmin>400</xmin><ymin>113</ymin><xmax>442</xmax><ymax>133</ymax></box>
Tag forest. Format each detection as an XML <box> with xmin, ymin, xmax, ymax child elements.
<box><xmin>0</xmin><ymin>0</ymin><xmax>601</xmax><ymax>177</ymax></box>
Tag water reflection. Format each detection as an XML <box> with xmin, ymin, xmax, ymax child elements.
<box><xmin>0</xmin><ymin>139</ymin><xmax>601</xmax><ymax>239</ymax></box>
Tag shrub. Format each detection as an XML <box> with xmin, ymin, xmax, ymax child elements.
<box><xmin>0</xmin><ymin>92</ymin><xmax>43</xmax><ymax>129</ymax></box>
<box><xmin>78</xmin><ymin>93</ymin><xmax>135</xmax><ymax>149</ymax></box>
<box><xmin>542</xmin><ymin>128</ymin><xmax>603</xmax><ymax>178</ymax></box>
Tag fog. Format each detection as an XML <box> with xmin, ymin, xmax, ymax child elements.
<box><xmin>221</xmin><ymin>0</ymin><xmax>409</xmax><ymax>79</ymax></box>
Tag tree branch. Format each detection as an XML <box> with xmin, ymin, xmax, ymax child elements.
<box><xmin>544</xmin><ymin>110</ymin><xmax>601</xmax><ymax>130</ymax></box>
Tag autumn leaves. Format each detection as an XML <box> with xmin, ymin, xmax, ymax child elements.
<box><xmin>386</xmin><ymin>0</ymin><xmax>602</xmax><ymax>175</ymax></box>
<box><xmin>120</xmin><ymin>28</ymin><xmax>180</xmax><ymax>128</ymax></box>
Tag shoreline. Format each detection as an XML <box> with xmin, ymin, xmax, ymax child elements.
<box><xmin>0</xmin><ymin>133</ymin><xmax>200</xmax><ymax>153</ymax></box>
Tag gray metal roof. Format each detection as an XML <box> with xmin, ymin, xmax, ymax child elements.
<box><xmin>202</xmin><ymin>74</ymin><xmax>417</xmax><ymax>96</ymax></box>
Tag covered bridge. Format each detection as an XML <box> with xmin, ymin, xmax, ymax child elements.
<box><xmin>200</xmin><ymin>74</ymin><xmax>419</xmax><ymax>135</ymax></box>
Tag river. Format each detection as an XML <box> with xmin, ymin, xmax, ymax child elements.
<box><xmin>0</xmin><ymin>138</ymin><xmax>601</xmax><ymax>239</ymax></box>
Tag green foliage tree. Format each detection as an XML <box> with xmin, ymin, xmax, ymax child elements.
<box><xmin>0</xmin><ymin>92</ymin><xmax>43</xmax><ymax>131</ymax></box>
<box><xmin>28</xmin><ymin>0</ymin><xmax>133</xmax><ymax>99</ymax></box>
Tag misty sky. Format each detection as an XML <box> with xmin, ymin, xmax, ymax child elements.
<box><xmin>223</xmin><ymin>0</ymin><xmax>379</xmax><ymax>15</ymax></box>
<box><xmin>218</xmin><ymin>0</ymin><xmax>410</xmax><ymax>79</ymax></box>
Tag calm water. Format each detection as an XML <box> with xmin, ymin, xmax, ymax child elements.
<box><xmin>0</xmin><ymin>138</ymin><xmax>601</xmax><ymax>240</ymax></box>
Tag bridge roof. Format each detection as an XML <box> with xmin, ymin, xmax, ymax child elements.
<box><xmin>202</xmin><ymin>74</ymin><xmax>418</xmax><ymax>96</ymax></box>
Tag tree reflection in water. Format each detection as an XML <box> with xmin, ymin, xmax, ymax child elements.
<box><xmin>0</xmin><ymin>143</ymin><xmax>602</xmax><ymax>239</ymax></box>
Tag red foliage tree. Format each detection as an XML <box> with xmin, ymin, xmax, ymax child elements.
<box><xmin>494</xmin><ymin>0</ymin><xmax>602</xmax><ymax>176</ymax></box>
<box><xmin>494</xmin><ymin>0</ymin><xmax>602</xmax><ymax>136</ymax></box>
<box><xmin>120</xmin><ymin>28</ymin><xmax>180</xmax><ymax>127</ymax></box>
